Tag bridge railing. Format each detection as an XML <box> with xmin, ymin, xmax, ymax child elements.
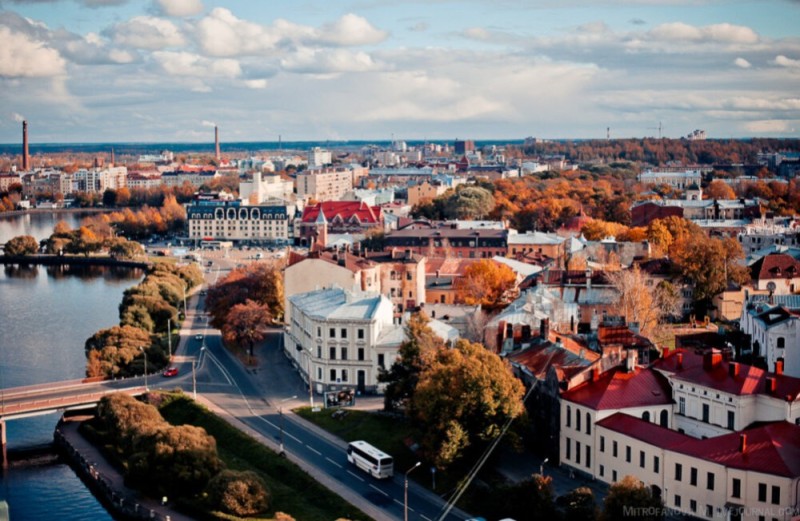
<box><xmin>0</xmin><ymin>386</ymin><xmax>147</xmax><ymax>418</ymax></box>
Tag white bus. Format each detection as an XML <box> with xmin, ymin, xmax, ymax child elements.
<box><xmin>347</xmin><ymin>441</ymin><xmax>394</xmax><ymax>479</ymax></box>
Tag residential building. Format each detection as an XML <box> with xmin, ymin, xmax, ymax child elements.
<box><xmin>283</xmin><ymin>287</ymin><xmax>402</xmax><ymax>395</ymax></box>
<box><xmin>186</xmin><ymin>200</ymin><xmax>293</xmax><ymax>244</ymax></box>
<box><xmin>307</xmin><ymin>147</ymin><xmax>332</xmax><ymax>168</ymax></box>
<box><xmin>454</xmin><ymin>139</ymin><xmax>475</xmax><ymax>155</ymax></box>
<box><xmin>0</xmin><ymin>173</ymin><xmax>22</xmax><ymax>193</ymax></box>
<box><xmin>740</xmin><ymin>294</ymin><xmax>800</xmax><ymax>377</ymax></box>
<box><xmin>161</xmin><ymin>165</ymin><xmax>219</xmax><ymax>188</ymax></box>
<box><xmin>530</xmin><ymin>268</ymin><xmax>619</xmax><ymax>329</ymax></box>
<box><xmin>749</xmin><ymin>253</ymin><xmax>800</xmax><ymax>293</ymax></box>
<box><xmin>126</xmin><ymin>171</ymin><xmax>162</xmax><ymax>190</ymax></box>
<box><xmin>239</xmin><ymin>172</ymin><xmax>294</xmax><ymax>205</ymax></box>
<box><xmin>738</xmin><ymin>219</ymin><xmax>800</xmax><ymax>255</ymax></box>
<box><xmin>296</xmin><ymin>201</ymin><xmax>383</xmax><ymax>246</ymax></box>
<box><xmin>407</xmin><ymin>181</ymin><xmax>449</xmax><ymax>206</ymax></box>
<box><xmin>295</xmin><ymin>167</ymin><xmax>353</xmax><ymax>202</ymax></box>
<box><xmin>631</xmin><ymin>198</ymin><xmax>761</xmax><ymax>228</ymax></box>
<box><xmin>507</xmin><ymin>231</ymin><xmax>567</xmax><ymax>263</ymax></box>
<box><xmin>384</xmin><ymin>226</ymin><xmax>507</xmax><ymax>259</ymax></box>
<box><xmin>638</xmin><ymin>169</ymin><xmax>703</xmax><ymax>189</ymax></box>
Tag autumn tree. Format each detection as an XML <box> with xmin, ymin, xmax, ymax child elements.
<box><xmin>455</xmin><ymin>259</ymin><xmax>517</xmax><ymax>309</ymax></box>
<box><xmin>607</xmin><ymin>265</ymin><xmax>680</xmax><ymax>339</ymax></box>
<box><xmin>206</xmin><ymin>470</ymin><xmax>270</xmax><ymax>517</ymax></box>
<box><xmin>379</xmin><ymin>312</ymin><xmax>443</xmax><ymax>412</ymax></box>
<box><xmin>704</xmin><ymin>179</ymin><xmax>736</xmax><ymax>200</ymax></box>
<box><xmin>206</xmin><ymin>262</ymin><xmax>284</xmax><ymax>329</ymax></box>
<box><xmin>3</xmin><ymin>235</ymin><xmax>39</xmax><ymax>256</ymax></box>
<box><xmin>108</xmin><ymin>237</ymin><xmax>145</xmax><ymax>260</ymax></box>
<box><xmin>580</xmin><ymin>219</ymin><xmax>629</xmax><ymax>241</ymax></box>
<box><xmin>84</xmin><ymin>325</ymin><xmax>157</xmax><ymax>378</ymax></box>
<box><xmin>96</xmin><ymin>393</ymin><xmax>165</xmax><ymax>455</ymax></box>
<box><xmin>412</xmin><ymin>339</ymin><xmax>525</xmax><ymax>469</ymax></box>
<box><xmin>672</xmin><ymin>235</ymin><xmax>750</xmax><ymax>304</ymax></box>
<box><xmin>602</xmin><ymin>475</ymin><xmax>663</xmax><ymax>521</ymax></box>
<box><xmin>560</xmin><ymin>487</ymin><xmax>599</xmax><ymax>521</ymax></box>
<box><xmin>221</xmin><ymin>299</ymin><xmax>272</xmax><ymax>357</ymax></box>
<box><xmin>491</xmin><ymin>474</ymin><xmax>558</xmax><ymax>521</ymax></box>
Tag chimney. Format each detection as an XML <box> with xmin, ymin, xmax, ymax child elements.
<box><xmin>22</xmin><ymin>120</ymin><xmax>30</xmax><ymax>171</ymax></box>
<box><xmin>540</xmin><ymin>318</ymin><xmax>550</xmax><ymax>341</ymax></box>
<box><xmin>729</xmin><ymin>362</ymin><xmax>740</xmax><ymax>378</ymax></box>
<box><xmin>775</xmin><ymin>359</ymin><xmax>784</xmax><ymax>375</ymax></box>
<box><xmin>214</xmin><ymin>125</ymin><xmax>221</xmax><ymax>161</ymax></box>
<box><xmin>676</xmin><ymin>352</ymin><xmax>683</xmax><ymax>369</ymax></box>
<box><xmin>766</xmin><ymin>376</ymin><xmax>777</xmax><ymax>394</ymax></box>
<box><xmin>738</xmin><ymin>434</ymin><xmax>747</xmax><ymax>453</ymax></box>
<box><xmin>585</xmin><ymin>268</ymin><xmax>592</xmax><ymax>290</ymax></box>
<box><xmin>626</xmin><ymin>349</ymin><xmax>638</xmax><ymax>372</ymax></box>
<box><xmin>703</xmin><ymin>351</ymin><xmax>723</xmax><ymax>371</ymax></box>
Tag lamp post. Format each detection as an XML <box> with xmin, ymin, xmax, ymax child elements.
<box><xmin>278</xmin><ymin>395</ymin><xmax>297</xmax><ymax>455</ymax></box>
<box><xmin>139</xmin><ymin>347</ymin><xmax>148</xmax><ymax>391</ymax></box>
<box><xmin>540</xmin><ymin>458</ymin><xmax>549</xmax><ymax>477</ymax></box>
<box><xmin>306</xmin><ymin>347</ymin><xmax>315</xmax><ymax>410</ymax></box>
<box><xmin>404</xmin><ymin>461</ymin><xmax>421</xmax><ymax>521</ymax></box>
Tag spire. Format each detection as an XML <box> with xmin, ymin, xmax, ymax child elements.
<box><xmin>315</xmin><ymin>206</ymin><xmax>327</xmax><ymax>224</ymax></box>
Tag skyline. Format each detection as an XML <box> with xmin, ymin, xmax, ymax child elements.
<box><xmin>0</xmin><ymin>0</ymin><xmax>799</xmax><ymax>143</ymax></box>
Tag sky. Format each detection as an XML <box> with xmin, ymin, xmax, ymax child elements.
<box><xmin>0</xmin><ymin>0</ymin><xmax>799</xmax><ymax>143</ymax></box>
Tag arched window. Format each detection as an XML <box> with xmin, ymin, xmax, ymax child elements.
<box><xmin>642</xmin><ymin>411</ymin><xmax>650</xmax><ymax>422</ymax></box>
<box><xmin>660</xmin><ymin>410</ymin><xmax>669</xmax><ymax>427</ymax></box>
<box><xmin>585</xmin><ymin>412</ymin><xmax>591</xmax><ymax>434</ymax></box>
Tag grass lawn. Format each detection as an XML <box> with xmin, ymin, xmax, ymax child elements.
<box><xmin>158</xmin><ymin>393</ymin><xmax>369</xmax><ymax>521</ymax></box>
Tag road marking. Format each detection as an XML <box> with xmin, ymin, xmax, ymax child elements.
<box><xmin>393</xmin><ymin>499</ymin><xmax>404</xmax><ymax>507</ymax></box>
<box><xmin>326</xmin><ymin>457</ymin><xmax>343</xmax><ymax>468</ymax></box>
<box><xmin>305</xmin><ymin>444</ymin><xmax>321</xmax><ymax>455</ymax></box>
<box><xmin>346</xmin><ymin>470</ymin><xmax>364</xmax><ymax>482</ymax></box>
<box><xmin>420</xmin><ymin>515</ymin><xmax>432</xmax><ymax>521</ymax></box>
<box><xmin>369</xmin><ymin>484</ymin><xmax>389</xmax><ymax>497</ymax></box>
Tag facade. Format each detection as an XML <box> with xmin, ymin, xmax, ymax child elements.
<box><xmin>297</xmin><ymin>201</ymin><xmax>383</xmax><ymax>246</ymax></box>
<box><xmin>283</xmin><ymin>288</ymin><xmax>403</xmax><ymax>395</ymax></box>
<box><xmin>186</xmin><ymin>200</ymin><xmax>293</xmax><ymax>244</ymax></box>
<box><xmin>507</xmin><ymin>231</ymin><xmax>567</xmax><ymax>263</ymax></box>
<box><xmin>239</xmin><ymin>172</ymin><xmax>294</xmax><ymax>205</ymax></box>
<box><xmin>749</xmin><ymin>253</ymin><xmax>800</xmax><ymax>293</ymax></box>
<box><xmin>740</xmin><ymin>295</ymin><xmax>800</xmax><ymax>378</ymax></box>
<box><xmin>161</xmin><ymin>166</ymin><xmax>219</xmax><ymax>188</ymax></box>
<box><xmin>631</xmin><ymin>199</ymin><xmax>761</xmax><ymax>228</ymax></box>
<box><xmin>295</xmin><ymin>167</ymin><xmax>353</xmax><ymax>202</ymax></box>
<box><xmin>638</xmin><ymin>169</ymin><xmax>703</xmax><ymax>189</ymax></box>
<box><xmin>531</xmin><ymin>269</ymin><xmax>619</xmax><ymax>328</ymax></box>
<box><xmin>0</xmin><ymin>173</ymin><xmax>22</xmax><ymax>193</ymax></box>
<box><xmin>384</xmin><ymin>227</ymin><xmax>507</xmax><ymax>258</ymax></box>
<box><xmin>307</xmin><ymin>147</ymin><xmax>332</xmax><ymax>168</ymax></box>
<box><xmin>738</xmin><ymin>221</ymin><xmax>800</xmax><ymax>255</ymax></box>
<box><xmin>407</xmin><ymin>181</ymin><xmax>449</xmax><ymax>207</ymax></box>
<box><xmin>126</xmin><ymin>172</ymin><xmax>162</xmax><ymax>190</ymax></box>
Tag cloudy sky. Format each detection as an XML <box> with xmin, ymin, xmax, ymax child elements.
<box><xmin>0</xmin><ymin>0</ymin><xmax>798</xmax><ymax>143</ymax></box>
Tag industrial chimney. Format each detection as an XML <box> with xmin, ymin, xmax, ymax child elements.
<box><xmin>22</xmin><ymin>120</ymin><xmax>30</xmax><ymax>171</ymax></box>
<box><xmin>214</xmin><ymin>125</ymin><xmax>221</xmax><ymax>161</ymax></box>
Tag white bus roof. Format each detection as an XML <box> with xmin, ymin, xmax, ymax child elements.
<box><xmin>350</xmin><ymin>440</ymin><xmax>392</xmax><ymax>459</ymax></box>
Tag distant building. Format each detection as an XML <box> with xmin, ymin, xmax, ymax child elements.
<box><xmin>453</xmin><ymin>139</ymin><xmax>475</xmax><ymax>155</ymax></box>
<box><xmin>126</xmin><ymin>171</ymin><xmax>162</xmax><ymax>190</ymax></box>
<box><xmin>239</xmin><ymin>172</ymin><xmax>294</xmax><ymax>205</ymax></box>
<box><xmin>638</xmin><ymin>169</ymin><xmax>703</xmax><ymax>189</ymax></box>
<box><xmin>384</xmin><ymin>226</ymin><xmax>507</xmax><ymax>259</ymax></box>
<box><xmin>307</xmin><ymin>147</ymin><xmax>332</xmax><ymax>168</ymax></box>
<box><xmin>295</xmin><ymin>167</ymin><xmax>353</xmax><ymax>202</ymax></box>
<box><xmin>0</xmin><ymin>173</ymin><xmax>22</xmax><ymax>193</ymax></box>
<box><xmin>161</xmin><ymin>166</ymin><xmax>219</xmax><ymax>188</ymax></box>
<box><xmin>186</xmin><ymin>200</ymin><xmax>293</xmax><ymax>244</ymax></box>
<box><xmin>297</xmin><ymin>201</ymin><xmax>383</xmax><ymax>247</ymax></box>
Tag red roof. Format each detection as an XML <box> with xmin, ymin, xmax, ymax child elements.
<box><xmin>562</xmin><ymin>366</ymin><xmax>673</xmax><ymax>410</ymax></box>
<box><xmin>508</xmin><ymin>333</ymin><xmax>598</xmax><ymax>381</ymax></box>
<box><xmin>750</xmin><ymin>253</ymin><xmax>800</xmax><ymax>282</ymax></box>
<box><xmin>597</xmin><ymin>326</ymin><xmax>653</xmax><ymax>349</ymax></box>
<box><xmin>301</xmin><ymin>201</ymin><xmax>382</xmax><ymax>225</ymax></box>
<box><xmin>653</xmin><ymin>349</ymin><xmax>800</xmax><ymax>402</ymax></box>
<box><xmin>597</xmin><ymin>414</ymin><xmax>800</xmax><ymax>478</ymax></box>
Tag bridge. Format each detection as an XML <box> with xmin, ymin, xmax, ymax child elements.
<box><xmin>0</xmin><ymin>377</ymin><xmax>147</xmax><ymax>468</ymax></box>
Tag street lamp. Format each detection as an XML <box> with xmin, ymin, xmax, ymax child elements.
<box><xmin>278</xmin><ymin>395</ymin><xmax>297</xmax><ymax>455</ymax></box>
<box><xmin>139</xmin><ymin>347</ymin><xmax>148</xmax><ymax>391</ymax></box>
<box><xmin>540</xmin><ymin>458</ymin><xmax>549</xmax><ymax>476</ymax></box>
<box><xmin>404</xmin><ymin>461</ymin><xmax>421</xmax><ymax>521</ymax></box>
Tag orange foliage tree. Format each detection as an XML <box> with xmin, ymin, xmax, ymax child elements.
<box><xmin>455</xmin><ymin>259</ymin><xmax>517</xmax><ymax>309</ymax></box>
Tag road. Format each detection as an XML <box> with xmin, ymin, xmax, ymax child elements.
<box><xmin>157</xmin><ymin>259</ymin><xmax>471</xmax><ymax>521</ymax></box>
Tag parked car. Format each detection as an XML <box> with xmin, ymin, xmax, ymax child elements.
<box><xmin>195</xmin><ymin>334</ymin><xmax>204</xmax><ymax>341</ymax></box>
<box><xmin>162</xmin><ymin>366</ymin><xmax>179</xmax><ymax>377</ymax></box>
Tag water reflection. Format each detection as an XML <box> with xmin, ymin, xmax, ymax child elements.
<box><xmin>4</xmin><ymin>264</ymin><xmax>39</xmax><ymax>279</ymax></box>
<box><xmin>44</xmin><ymin>264</ymin><xmax>144</xmax><ymax>281</ymax></box>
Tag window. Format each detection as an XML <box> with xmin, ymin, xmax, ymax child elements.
<box><xmin>600</xmin><ymin>436</ymin><xmax>605</xmax><ymax>453</ymax></box>
<box><xmin>612</xmin><ymin>470</ymin><xmax>617</xmax><ymax>482</ymax></box>
<box><xmin>613</xmin><ymin>441</ymin><xmax>618</xmax><ymax>458</ymax></box>
<box><xmin>777</xmin><ymin>337</ymin><xmax>785</xmax><ymax>348</ymax></box>
<box><xmin>732</xmin><ymin>478</ymin><xmax>741</xmax><ymax>498</ymax></box>
<box><xmin>341</xmin><ymin>328</ymin><xmax>347</xmax><ymax>339</ymax></box>
<box><xmin>329</xmin><ymin>347</ymin><xmax>336</xmax><ymax>360</ymax></box>
<box><xmin>317</xmin><ymin>327</ymin><xmax>321</xmax><ymax>337</ymax></box>
<box><xmin>707</xmin><ymin>472</ymin><xmax>714</xmax><ymax>490</ymax></box>
<box><xmin>586</xmin><ymin>412</ymin><xmax>591</xmax><ymax>434</ymax></box>
<box><xmin>567</xmin><ymin>406</ymin><xmax>571</xmax><ymax>427</ymax></box>
<box><xmin>566</xmin><ymin>438</ymin><xmax>571</xmax><ymax>460</ymax></box>
<box><xmin>576</xmin><ymin>441</ymin><xmax>581</xmax><ymax>464</ymax></box>
<box><xmin>341</xmin><ymin>369</ymin><xmax>348</xmax><ymax>382</ymax></box>
<box><xmin>317</xmin><ymin>346</ymin><xmax>322</xmax><ymax>358</ymax></box>
<box><xmin>728</xmin><ymin>410</ymin><xmax>735</xmax><ymax>430</ymax></box>
<box><xmin>576</xmin><ymin>410</ymin><xmax>581</xmax><ymax>431</ymax></box>
<box><xmin>690</xmin><ymin>467</ymin><xmax>698</xmax><ymax>486</ymax></box>
<box><xmin>679</xmin><ymin>396</ymin><xmax>686</xmax><ymax>415</ymax></box>
<box><xmin>358</xmin><ymin>329</ymin><xmax>364</xmax><ymax>340</ymax></box>
<box><xmin>406</xmin><ymin>272</ymin><xmax>412</xmax><ymax>280</ymax></box>
<box><xmin>702</xmin><ymin>403</ymin><xmax>710</xmax><ymax>423</ymax></box>
<box><xmin>329</xmin><ymin>328</ymin><xmax>335</xmax><ymax>338</ymax></box>
<box><xmin>706</xmin><ymin>505</ymin><xmax>713</xmax><ymax>518</ymax></box>
<box><xmin>690</xmin><ymin>499</ymin><xmax>697</xmax><ymax>513</ymax></box>
<box><xmin>341</xmin><ymin>348</ymin><xmax>348</xmax><ymax>360</ymax></box>
<box><xmin>772</xmin><ymin>485</ymin><xmax>780</xmax><ymax>505</ymax></box>
<box><xmin>317</xmin><ymin>367</ymin><xmax>322</xmax><ymax>380</ymax></box>
<box><xmin>642</xmin><ymin>411</ymin><xmax>650</xmax><ymax>422</ymax></box>
<box><xmin>675</xmin><ymin>463</ymin><xmax>683</xmax><ymax>481</ymax></box>
<box><xmin>330</xmin><ymin>369</ymin><xmax>336</xmax><ymax>382</ymax></box>
<box><xmin>653</xmin><ymin>456</ymin><xmax>660</xmax><ymax>474</ymax></box>
<box><xmin>585</xmin><ymin>446</ymin><xmax>591</xmax><ymax>468</ymax></box>
<box><xmin>758</xmin><ymin>483</ymin><xmax>767</xmax><ymax>502</ymax></box>
<box><xmin>358</xmin><ymin>348</ymin><xmax>365</xmax><ymax>361</ymax></box>
<box><xmin>674</xmin><ymin>495</ymin><xmax>681</xmax><ymax>508</ymax></box>
<box><xmin>599</xmin><ymin>465</ymin><xmax>605</xmax><ymax>477</ymax></box>
<box><xmin>378</xmin><ymin>354</ymin><xmax>385</xmax><ymax>368</ymax></box>
<box><xmin>639</xmin><ymin>451</ymin><xmax>645</xmax><ymax>468</ymax></box>
<box><xmin>625</xmin><ymin>446</ymin><xmax>631</xmax><ymax>463</ymax></box>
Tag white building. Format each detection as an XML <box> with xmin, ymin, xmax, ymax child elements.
<box><xmin>307</xmin><ymin>147</ymin><xmax>332</xmax><ymax>168</ymax></box>
<box><xmin>283</xmin><ymin>287</ymin><xmax>403</xmax><ymax>395</ymax></box>
<box><xmin>186</xmin><ymin>201</ymin><xmax>294</xmax><ymax>244</ymax></box>
<box><xmin>296</xmin><ymin>167</ymin><xmax>353</xmax><ymax>202</ymax></box>
<box><xmin>740</xmin><ymin>294</ymin><xmax>800</xmax><ymax>378</ymax></box>
<box><xmin>239</xmin><ymin>172</ymin><xmax>294</xmax><ymax>205</ymax></box>
<box><xmin>71</xmin><ymin>166</ymin><xmax>127</xmax><ymax>193</ymax></box>
<box><xmin>638</xmin><ymin>169</ymin><xmax>703</xmax><ymax>189</ymax></box>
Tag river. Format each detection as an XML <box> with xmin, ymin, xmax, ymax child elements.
<box><xmin>0</xmin><ymin>211</ymin><xmax>144</xmax><ymax>520</ymax></box>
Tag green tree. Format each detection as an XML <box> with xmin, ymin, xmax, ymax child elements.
<box><xmin>501</xmin><ymin>474</ymin><xmax>559</xmax><ymax>521</ymax></box>
<box><xmin>206</xmin><ymin>470</ymin><xmax>270</xmax><ymax>517</ymax></box>
<box><xmin>3</xmin><ymin>235</ymin><xmax>39</xmax><ymax>256</ymax></box>
<box><xmin>444</xmin><ymin>186</ymin><xmax>495</xmax><ymax>219</ymax></box>
<box><xmin>379</xmin><ymin>312</ymin><xmax>443</xmax><ymax>412</ymax></box>
<box><xmin>602</xmin><ymin>475</ymin><xmax>663</xmax><ymax>521</ymax></box>
<box><xmin>412</xmin><ymin>339</ymin><xmax>525</xmax><ymax>469</ymax></box>
<box><xmin>221</xmin><ymin>299</ymin><xmax>272</xmax><ymax>357</ymax></box>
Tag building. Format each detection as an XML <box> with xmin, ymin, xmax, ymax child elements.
<box><xmin>0</xmin><ymin>173</ymin><xmax>22</xmax><ymax>193</ymax></box>
<box><xmin>295</xmin><ymin>167</ymin><xmax>353</xmax><ymax>202</ymax></box>
<box><xmin>631</xmin><ymin>198</ymin><xmax>761</xmax><ymax>228</ymax></box>
<box><xmin>454</xmin><ymin>139</ymin><xmax>475</xmax><ymax>155</ymax></box>
<box><xmin>749</xmin><ymin>253</ymin><xmax>800</xmax><ymax>293</ymax></box>
<box><xmin>407</xmin><ymin>181</ymin><xmax>450</xmax><ymax>207</ymax></box>
<box><xmin>638</xmin><ymin>169</ymin><xmax>703</xmax><ymax>189</ymax></box>
<box><xmin>738</xmin><ymin>220</ymin><xmax>800</xmax><ymax>255</ymax></box>
<box><xmin>239</xmin><ymin>172</ymin><xmax>294</xmax><ymax>205</ymax></box>
<box><xmin>283</xmin><ymin>287</ymin><xmax>403</xmax><ymax>395</ymax></box>
<box><xmin>531</xmin><ymin>269</ymin><xmax>619</xmax><ymax>329</ymax></box>
<box><xmin>126</xmin><ymin>171</ymin><xmax>163</xmax><ymax>190</ymax></box>
<box><xmin>740</xmin><ymin>294</ymin><xmax>800</xmax><ymax>377</ymax></box>
<box><xmin>297</xmin><ymin>201</ymin><xmax>383</xmax><ymax>246</ymax></box>
<box><xmin>384</xmin><ymin>226</ymin><xmax>507</xmax><ymax>259</ymax></box>
<box><xmin>307</xmin><ymin>147</ymin><xmax>332</xmax><ymax>168</ymax></box>
<box><xmin>507</xmin><ymin>231</ymin><xmax>567</xmax><ymax>264</ymax></box>
<box><xmin>161</xmin><ymin>166</ymin><xmax>219</xmax><ymax>188</ymax></box>
<box><xmin>186</xmin><ymin>200</ymin><xmax>293</xmax><ymax>244</ymax></box>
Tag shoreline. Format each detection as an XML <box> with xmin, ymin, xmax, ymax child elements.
<box><xmin>0</xmin><ymin>254</ymin><xmax>149</xmax><ymax>269</ymax></box>
<box><xmin>0</xmin><ymin>208</ymin><xmax>117</xmax><ymax>218</ymax></box>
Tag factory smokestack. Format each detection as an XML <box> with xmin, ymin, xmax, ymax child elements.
<box><xmin>214</xmin><ymin>126</ymin><xmax>220</xmax><ymax>161</ymax></box>
<box><xmin>22</xmin><ymin>120</ymin><xmax>30</xmax><ymax>171</ymax></box>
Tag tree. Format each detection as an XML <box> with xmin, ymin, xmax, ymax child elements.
<box><xmin>607</xmin><ymin>265</ymin><xmax>676</xmax><ymax>339</ymax></box>
<box><xmin>3</xmin><ymin>235</ymin><xmax>39</xmax><ymax>256</ymax></box>
<box><xmin>455</xmin><ymin>259</ymin><xmax>517</xmax><ymax>309</ymax></box>
<box><xmin>108</xmin><ymin>237</ymin><xmax>145</xmax><ymax>260</ymax></box>
<box><xmin>412</xmin><ymin>339</ymin><xmax>525</xmax><ymax>469</ymax></box>
<box><xmin>443</xmin><ymin>186</ymin><xmax>495</xmax><ymax>219</ymax></box>
<box><xmin>500</xmin><ymin>474</ymin><xmax>559</xmax><ymax>521</ymax></box>
<box><xmin>560</xmin><ymin>487</ymin><xmax>599</xmax><ymax>521</ymax></box>
<box><xmin>206</xmin><ymin>263</ymin><xmax>284</xmax><ymax>329</ymax></box>
<box><xmin>221</xmin><ymin>299</ymin><xmax>272</xmax><ymax>357</ymax></box>
<box><xmin>84</xmin><ymin>325</ymin><xmax>155</xmax><ymax>378</ymax></box>
<box><xmin>206</xmin><ymin>470</ymin><xmax>270</xmax><ymax>517</ymax></box>
<box><xmin>379</xmin><ymin>312</ymin><xmax>443</xmax><ymax>412</ymax></box>
<box><xmin>672</xmin><ymin>235</ymin><xmax>749</xmax><ymax>303</ymax></box>
<box><xmin>602</xmin><ymin>475</ymin><xmax>663</xmax><ymax>521</ymax></box>
<box><xmin>704</xmin><ymin>180</ymin><xmax>736</xmax><ymax>200</ymax></box>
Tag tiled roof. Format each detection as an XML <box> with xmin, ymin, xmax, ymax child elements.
<box><xmin>289</xmin><ymin>287</ymin><xmax>387</xmax><ymax>320</ymax></box>
<box><xmin>597</xmin><ymin>326</ymin><xmax>653</xmax><ymax>349</ymax></box>
<box><xmin>653</xmin><ymin>349</ymin><xmax>800</xmax><ymax>401</ymax></box>
<box><xmin>750</xmin><ymin>252</ymin><xmax>800</xmax><ymax>281</ymax></box>
<box><xmin>301</xmin><ymin>201</ymin><xmax>382</xmax><ymax>224</ymax></box>
<box><xmin>509</xmin><ymin>334</ymin><xmax>598</xmax><ymax>380</ymax></box>
<box><xmin>596</xmin><ymin>414</ymin><xmax>800</xmax><ymax>478</ymax></box>
<box><xmin>287</xmin><ymin>251</ymin><xmax>377</xmax><ymax>273</ymax></box>
<box><xmin>425</xmin><ymin>257</ymin><xmax>481</xmax><ymax>276</ymax></box>
<box><xmin>562</xmin><ymin>366</ymin><xmax>673</xmax><ymax>410</ymax></box>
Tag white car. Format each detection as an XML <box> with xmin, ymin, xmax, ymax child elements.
<box><xmin>195</xmin><ymin>334</ymin><xmax>204</xmax><ymax>341</ymax></box>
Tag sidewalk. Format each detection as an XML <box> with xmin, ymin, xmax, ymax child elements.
<box><xmin>56</xmin><ymin>416</ymin><xmax>195</xmax><ymax>521</ymax></box>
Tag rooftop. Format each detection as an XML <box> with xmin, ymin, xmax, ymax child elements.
<box><xmin>561</xmin><ymin>366</ymin><xmax>673</xmax><ymax>410</ymax></box>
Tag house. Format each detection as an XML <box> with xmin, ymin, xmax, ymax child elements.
<box><xmin>297</xmin><ymin>201</ymin><xmax>383</xmax><ymax>246</ymax></box>
<box><xmin>749</xmin><ymin>252</ymin><xmax>800</xmax><ymax>293</ymax></box>
<box><xmin>506</xmin><ymin>230</ymin><xmax>567</xmax><ymax>265</ymax></box>
<box><xmin>384</xmin><ymin>226</ymin><xmax>507</xmax><ymax>259</ymax></box>
<box><xmin>740</xmin><ymin>294</ymin><xmax>800</xmax><ymax>377</ymax></box>
<box><xmin>186</xmin><ymin>200</ymin><xmax>294</xmax><ymax>245</ymax></box>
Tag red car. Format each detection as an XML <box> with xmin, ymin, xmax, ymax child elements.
<box><xmin>162</xmin><ymin>366</ymin><xmax>179</xmax><ymax>377</ymax></box>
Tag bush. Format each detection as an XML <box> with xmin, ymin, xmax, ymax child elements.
<box><xmin>206</xmin><ymin>470</ymin><xmax>270</xmax><ymax>517</ymax></box>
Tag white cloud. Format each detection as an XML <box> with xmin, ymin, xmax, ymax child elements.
<box><xmin>152</xmin><ymin>50</ymin><xmax>241</xmax><ymax>78</ymax></box>
<box><xmin>194</xmin><ymin>8</ymin><xmax>284</xmax><ymax>57</ymax></box>
<box><xmin>0</xmin><ymin>25</ymin><xmax>65</xmax><ymax>77</ymax></box>
<box><xmin>201</xmin><ymin>120</ymin><xmax>215</xmax><ymax>127</ymax></box>
<box><xmin>773</xmin><ymin>55</ymin><xmax>800</xmax><ymax>68</ymax></box>
<box><xmin>462</xmin><ymin>27</ymin><xmax>491</xmax><ymax>41</ymax></box>
<box><xmin>108</xmin><ymin>16</ymin><xmax>184</xmax><ymax>50</ymax></box>
<box><xmin>743</xmin><ymin>120</ymin><xmax>792</xmax><ymax>134</ymax></box>
<box><xmin>313</xmin><ymin>13</ymin><xmax>387</xmax><ymax>46</ymax></box>
<box><xmin>154</xmin><ymin>0</ymin><xmax>204</xmax><ymax>17</ymax></box>
<box><xmin>12</xmin><ymin>113</ymin><xmax>25</xmax><ymax>122</ymax></box>
<box><xmin>734</xmin><ymin>57</ymin><xmax>751</xmax><ymax>68</ymax></box>
<box><xmin>281</xmin><ymin>48</ymin><xmax>380</xmax><ymax>74</ymax></box>
<box><xmin>646</xmin><ymin>22</ymin><xmax>759</xmax><ymax>44</ymax></box>
<box><xmin>243</xmin><ymin>79</ymin><xmax>268</xmax><ymax>89</ymax></box>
